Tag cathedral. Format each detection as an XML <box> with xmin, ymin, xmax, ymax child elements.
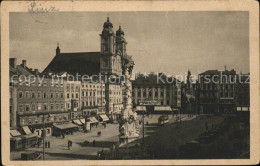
<box><xmin>43</xmin><ymin>17</ymin><xmax>129</xmax><ymax>115</ymax></box>
<box><xmin>43</xmin><ymin>17</ymin><xmax>127</xmax><ymax>77</ymax></box>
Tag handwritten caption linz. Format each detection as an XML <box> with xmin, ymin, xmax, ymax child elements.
<box><xmin>28</xmin><ymin>2</ymin><xmax>59</xmax><ymax>13</ymax></box>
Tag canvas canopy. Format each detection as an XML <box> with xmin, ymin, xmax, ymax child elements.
<box><xmin>10</xmin><ymin>130</ymin><xmax>22</xmax><ymax>137</ymax></box>
<box><xmin>22</xmin><ymin>126</ymin><xmax>32</xmax><ymax>135</ymax></box>
<box><xmin>99</xmin><ymin>114</ymin><xmax>109</xmax><ymax>121</ymax></box>
<box><xmin>154</xmin><ymin>106</ymin><xmax>172</xmax><ymax>111</ymax></box>
<box><xmin>135</xmin><ymin>106</ymin><xmax>147</xmax><ymax>111</ymax></box>
<box><xmin>53</xmin><ymin>123</ymin><xmax>78</xmax><ymax>130</ymax></box>
<box><xmin>73</xmin><ymin>119</ymin><xmax>83</xmax><ymax>125</ymax></box>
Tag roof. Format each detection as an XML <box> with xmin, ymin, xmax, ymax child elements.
<box><xmin>199</xmin><ymin>69</ymin><xmax>236</xmax><ymax>76</ymax></box>
<box><xmin>53</xmin><ymin>123</ymin><xmax>78</xmax><ymax>130</ymax></box>
<box><xmin>43</xmin><ymin>52</ymin><xmax>101</xmax><ymax>76</ymax></box>
<box><xmin>9</xmin><ymin>65</ymin><xmax>34</xmax><ymax>77</ymax></box>
<box><xmin>199</xmin><ymin>70</ymin><xmax>220</xmax><ymax>75</ymax></box>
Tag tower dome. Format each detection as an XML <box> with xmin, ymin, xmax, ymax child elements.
<box><xmin>116</xmin><ymin>26</ymin><xmax>125</xmax><ymax>36</ymax></box>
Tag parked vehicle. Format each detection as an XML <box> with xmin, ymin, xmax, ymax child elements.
<box><xmin>158</xmin><ymin>115</ymin><xmax>169</xmax><ymax>125</ymax></box>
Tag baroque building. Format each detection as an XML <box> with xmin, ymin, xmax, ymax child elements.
<box><xmin>43</xmin><ymin>17</ymin><xmax>128</xmax><ymax>117</ymax></box>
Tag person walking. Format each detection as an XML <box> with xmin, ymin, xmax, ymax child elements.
<box><xmin>68</xmin><ymin>140</ymin><xmax>71</xmax><ymax>150</ymax></box>
<box><xmin>205</xmin><ymin>121</ymin><xmax>208</xmax><ymax>131</ymax></box>
<box><xmin>93</xmin><ymin>140</ymin><xmax>96</xmax><ymax>147</ymax></box>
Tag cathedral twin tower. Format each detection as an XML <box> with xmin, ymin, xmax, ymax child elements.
<box><xmin>100</xmin><ymin>17</ymin><xmax>127</xmax><ymax>76</ymax></box>
<box><xmin>53</xmin><ymin>17</ymin><xmax>128</xmax><ymax>77</ymax></box>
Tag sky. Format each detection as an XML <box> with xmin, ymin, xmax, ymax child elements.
<box><xmin>10</xmin><ymin>11</ymin><xmax>249</xmax><ymax>78</ymax></box>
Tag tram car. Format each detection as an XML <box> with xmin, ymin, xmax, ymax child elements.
<box><xmin>158</xmin><ymin>115</ymin><xmax>169</xmax><ymax>125</ymax></box>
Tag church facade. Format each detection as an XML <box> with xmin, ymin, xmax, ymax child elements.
<box><xmin>43</xmin><ymin>17</ymin><xmax>128</xmax><ymax>116</ymax></box>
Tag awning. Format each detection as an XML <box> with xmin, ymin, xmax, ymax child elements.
<box><xmin>136</xmin><ymin>106</ymin><xmax>146</xmax><ymax>111</ymax></box>
<box><xmin>21</xmin><ymin>133</ymin><xmax>38</xmax><ymax>139</ymax></box>
<box><xmin>90</xmin><ymin>117</ymin><xmax>96</xmax><ymax>123</ymax></box>
<box><xmin>10</xmin><ymin>130</ymin><xmax>21</xmax><ymax>137</ymax></box>
<box><xmin>22</xmin><ymin>126</ymin><xmax>32</xmax><ymax>135</ymax></box>
<box><xmin>53</xmin><ymin>123</ymin><xmax>78</xmax><ymax>130</ymax></box>
<box><xmin>90</xmin><ymin>117</ymin><xmax>99</xmax><ymax>123</ymax></box>
<box><xmin>154</xmin><ymin>106</ymin><xmax>172</xmax><ymax>111</ymax></box>
<box><xmin>99</xmin><ymin>114</ymin><xmax>109</xmax><ymax>122</ymax></box>
<box><xmin>80</xmin><ymin>118</ymin><xmax>85</xmax><ymax>124</ymax></box>
<box><xmin>73</xmin><ymin>119</ymin><xmax>83</xmax><ymax>126</ymax></box>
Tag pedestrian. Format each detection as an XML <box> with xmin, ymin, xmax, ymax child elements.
<box><xmin>70</xmin><ymin>140</ymin><xmax>73</xmax><ymax>148</ymax></box>
<box><xmin>93</xmin><ymin>140</ymin><xmax>96</xmax><ymax>147</ymax></box>
<box><xmin>68</xmin><ymin>140</ymin><xmax>70</xmax><ymax>150</ymax></box>
<box><xmin>205</xmin><ymin>121</ymin><xmax>208</xmax><ymax>131</ymax></box>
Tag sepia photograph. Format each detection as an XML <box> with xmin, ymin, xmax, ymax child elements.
<box><xmin>1</xmin><ymin>0</ymin><xmax>259</xmax><ymax>165</ymax></box>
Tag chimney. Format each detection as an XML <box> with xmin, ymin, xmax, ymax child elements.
<box><xmin>34</xmin><ymin>69</ymin><xmax>39</xmax><ymax>75</ymax></box>
<box><xmin>9</xmin><ymin>58</ymin><xmax>17</xmax><ymax>69</ymax></box>
<box><xmin>22</xmin><ymin>60</ymin><xmax>27</xmax><ymax>68</ymax></box>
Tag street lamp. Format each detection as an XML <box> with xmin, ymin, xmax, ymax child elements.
<box><xmin>42</xmin><ymin>113</ymin><xmax>50</xmax><ymax>160</ymax></box>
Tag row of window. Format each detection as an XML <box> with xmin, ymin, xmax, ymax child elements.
<box><xmin>81</xmin><ymin>90</ymin><xmax>105</xmax><ymax>96</ymax></box>
<box><xmin>134</xmin><ymin>86</ymin><xmax>171</xmax><ymax>90</ymax></box>
<box><xmin>109</xmin><ymin>90</ymin><xmax>121</xmax><ymax>95</ymax></box>
<box><xmin>133</xmin><ymin>91</ymin><xmax>170</xmax><ymax>98</ymax></box>
<box><xmin>18</xmin><ymin>81</ymin><xmax>63</xmax><ymax>87</ymax></box>
<box><xmin>18</xmin><ymin>103</ymin><xmax>65</xmax><ymax>112</ymax></box>
<box><xmin>66</xmin><ymin>93</ymin><xmax>79</xmax><ymax>99</ymax></box>
<box><xmin>20</xmin><ymin>114</ymin><xmax>68</xmax><ymax>125</ymax></box>
<box><xmin>109</xmin><ymin>98</ymin><xmax>122</xmax><ymax>103</ymax></box>
<box><xmin>82</xmin><ymin>84</ymin><xmax>105</xmax><ymax>89</ymax></box>
<box><xmin>200</xmin><ymin>84</ymin><xmax>234</xmax><ymax>90</ymax></box>
<box><xmin>18</xmin><ymin>91</ymin><xmax>64</xmax><ymax>99</ymax></box>
<box><xmin>66</xmin><ymin>85</ymin><xmax>80</xmax><ymax>90</ymax></box>
<box><xmin>82</xmin><ymin>101</ymin><xmax>99</xmax><ymax>107</ymax></box>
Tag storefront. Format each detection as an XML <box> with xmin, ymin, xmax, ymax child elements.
<box><xmin>82</xmin><ymin>106</ymin><xmax>99</xmax><ymax>116</ymax></box>
<box><xmin>53</xmin><ymin>123</ymin><xmax>78</xmax><ymax>136</ymax></box>
<box><xmin>10</xmin><ymin>130</ymin><xmax>23</xmax><ymax>151</ymax></box>
<box><xmin>135</xmin><ymin>106</ymin><xmax>146</xmax><ymax>115</ymax></box>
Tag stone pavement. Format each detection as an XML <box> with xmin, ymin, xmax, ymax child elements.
<box><xmin>11</xmin><ymin>123</ymin><xmax>119</xmax><ymax>160</ymax></box>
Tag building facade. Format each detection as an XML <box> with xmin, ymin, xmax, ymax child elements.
<box><xmin>132</xmin><ymin>73</ymin><xmax>181</xmax><ymax>112</ymax></box>
<box><xmin>234</xmin><ymin>74</ymin><xmax>250</xmax><ymax>111</ymax></box>
<box><xmin>10</xmin><ymin>59</ymin><xmax>68</xmax><ymax>136</ymax></box>
<box><xmin>81</xmin><ymin>81</ymin><xmax>106</xmax><ymax>116</ymax></box>
<box><xmin>198</xmin><ymin>68</ymin><xmax>249</xmax><ymax>114</ymax></box>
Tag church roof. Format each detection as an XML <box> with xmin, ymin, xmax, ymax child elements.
<box><xmin>43</xmin><ymin>52</ymin><xmax>101</xmax><ymax>76</ymax></box>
